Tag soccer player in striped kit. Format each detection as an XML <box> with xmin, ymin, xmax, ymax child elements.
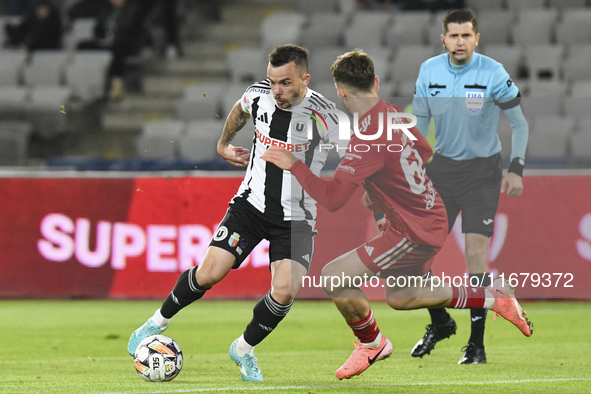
<box><xmin>128</xmin><ymin>44</ymin><xmax>346</xmax><ymax>381</ymax></box>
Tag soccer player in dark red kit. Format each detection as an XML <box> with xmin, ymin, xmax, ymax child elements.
<box><xmin>262</xmin><ymin>49</ymin><xmax>532</xmax><ymax>380</ymax></box>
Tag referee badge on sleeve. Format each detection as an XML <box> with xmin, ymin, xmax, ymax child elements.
<box><xmin>466</xmin><ymin>92</ymin><xmax>484</xmax><ymax>114</ymax></box>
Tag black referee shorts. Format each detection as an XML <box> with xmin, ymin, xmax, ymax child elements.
<box><xmin>209</xmin><ymin>197</ymin><xmax>316</xmax><ymax>270</ymax></box>
<box><xmin>426</xmin><ymin>152</ymin><xmax>503</xmax><ymax>237</ymax></box>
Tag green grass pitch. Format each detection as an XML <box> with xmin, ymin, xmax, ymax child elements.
<box><xmin>1</xmin><ymin>300</ymin><xmax>590</xmax><ymax>393</ymax></box>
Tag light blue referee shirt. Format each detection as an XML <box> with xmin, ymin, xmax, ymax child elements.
<box><xmin>413</xmin><ymin>52</ymin><xmax>528</xmax><ymax>161</ymax></box>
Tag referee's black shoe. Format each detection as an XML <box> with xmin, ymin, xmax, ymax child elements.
<box><xmin>411</xmin><ymin>317</ymin><xmax>457</xmax><ymax>358</ymax></box>
<box><xmin>458</xmin><ymin>342</ymin><xmax>487</xmax><ymax>364</ymax></box>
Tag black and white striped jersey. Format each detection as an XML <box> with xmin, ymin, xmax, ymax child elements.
<box><xmin>234</xmin><ymin>79</ymin><xmax>346</xmax><ymax>227</ymax></box>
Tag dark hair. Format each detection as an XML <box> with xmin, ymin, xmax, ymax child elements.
<box><xmin>330</xmin><ymin>49</ymin><xmax>375</xmax><ymax>93</ymax></box>
<box><xmin>268</xmin><ymin>44</ymin><xmax>308</xmax><ymax>74</ymax></box>
<box><xmin>442</xmin><ymin>10</ymin><xmax>478</xmax><ymax>35</ymax></box>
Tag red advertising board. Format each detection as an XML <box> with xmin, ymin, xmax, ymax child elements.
<box><xmin>0</xmin><ymin>174</ymin><xmax>589</xmax><ymax>299</ymax></box>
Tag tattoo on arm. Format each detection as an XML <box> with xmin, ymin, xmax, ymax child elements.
<box><xmin>219</xmin><ymin>102</ymin><xmax>250</xmax><ymax>146</ymax></box>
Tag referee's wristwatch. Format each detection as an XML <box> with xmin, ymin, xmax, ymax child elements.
<box><xmin>508</xmin><ymin>157</ymin><xmax>525</xmax><ymax>177</ymax></box>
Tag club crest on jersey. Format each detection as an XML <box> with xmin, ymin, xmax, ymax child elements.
<box><xmin>293</xmin><ymin>120</ymin><xmax>307</xmax><ymax>134</ymax></box>
<box><xmin>466</xmin><ymin>92</ymin><xmax>484</xmax><ymax>113</ymax></box>
<box><xmin>213</xmin><ymin>226</ymin><xmax>228</xmax><ymax>242</ymax></box>
<box><xmin>228</xmin><ymin>232</ymin><xmax>241</xmax><ymax>248</ymax></box>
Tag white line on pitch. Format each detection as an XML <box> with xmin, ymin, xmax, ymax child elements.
<box><xmin>96</xmin><ymin>378</ymin><xmax>591</xmax><ymax>394</ymax></box>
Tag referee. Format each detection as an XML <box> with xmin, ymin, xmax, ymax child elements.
<box><xmin>410</xmin><ymin>9</ymin><xmax>529</xmax><ymax>364</ymax></box>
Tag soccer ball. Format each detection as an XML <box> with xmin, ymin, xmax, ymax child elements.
<box><xmin>133</xmin><ymin>335</ymin><xmax>183</xmax><ymax>382</ymax></box>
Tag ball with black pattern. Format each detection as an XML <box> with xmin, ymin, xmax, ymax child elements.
<box><xmin>133</xmin><ymin>335</ymin><xmax>183</xmax><ymax>382</ymax></box>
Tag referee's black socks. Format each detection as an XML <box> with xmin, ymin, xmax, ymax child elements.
<box><xmin>429</xmin><ymin>306</ymin><xmax>453</xmax><ymax>326</ymax></box>
<box><xmin>243</xmin><ymin>290</ymin><xmax>293</xmax><ymax>347</ymax></box>
<box><xmin>160</xmin><ymin>266</ymin><xmax>209</xmax><ymax>319</ymax></box>
<box><xmin>468</xmin><ymin>273</ymin><xmax>491</xmax><ymax>349</ymax></box>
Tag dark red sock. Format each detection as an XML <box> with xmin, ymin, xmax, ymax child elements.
<box><xmin>347</xmin><ymin>309</ymin><xmax>380</xmax><ymax>344</ymax></box>
<box><xmin>450</xmin><ymin>285</ymin><xmax>486</xmax><ymax>309</ymax></box>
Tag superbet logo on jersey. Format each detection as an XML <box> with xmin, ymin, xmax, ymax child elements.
<box><xmin>255</xmin><ymin>129</ymin><xmax>311</xmax><ymax>152</ymax></box>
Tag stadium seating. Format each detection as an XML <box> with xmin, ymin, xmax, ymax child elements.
<box><xmin>563</xmin><ymin>96</ymin><xmax>591</xmax><ymax>119</ymax></box>
<box><xmin>362</xmin><ymin>47</ymin><xmax>392</xmax><ymax>81</ymax></box>
<box><xmin>527</xmin><ymin>116</ymin><xmax>574</xmax><ymax>160</ymax></box>
<box><xmin>563</xmin><ymin>44</ymin><xmax>591</xmax><ymax>81</ymax></box>
<box><xmin>476</xmin><ymin>10</ymin><xmax>514</xmax><ymax>45</ymax></box>
<box><xmin>395</xmin><ymin>80</ymin><xmax>417</xmax><ymax>98</ymax></box>
<box><xmin>0</xmin><ymin>49</ymin><xmax>27</xmax><ymax>86</ymax></box>
<box><xmin>521</xmin><ymin>97</ymin><xmax>562</xmax><ymax>120</ymax></box>
<box><xmin>481</xmin><ymin>45</ymin><xmax>524</xmax><ymax>79</ymax></box>
<box><xmin>136</xmin><ymin>120</ymin><xmax>185</xmax><ymax>160</ymax></box>
<box><xmin>260</xmin><ymin>12</ymin><xmax>306</xmax><ymax>53</ymax></box>
<box><xmin>65</xmin><ymin>50</ymin><xmax>112</xmax><ymax>102</ymax></box>
<box><xmin>226</xmin><ymin>47</ymin><xmax>267</xmax><ymax>84</ymax></box>
<box><xmin>563</xmin><ymin>81</ymin><xmax>591</xmax><ymax>118</ymax></box>
<box><xmin>299</xmin><ymin>0</ymin><xmax>339</xmax><ymax>13</ymax></box>
<box><xmin>570</xmin><ymin>118</ymin><xmax>591</xmax><ymax>161</ymax></box>
<box><xmin>63</xmin><ymin>18</ymin><xmax>96</xmax><ymax>51</ymax></box>
<box><xmin>0</xmin><ymin>87</ymin><xmax>28</xmax><ymax>119</ymax></box>
<box><xmin>26</xmin><ymin>86</ymin><xmax>73</xmax><ymax>138</ymax></box>
<box><xmin>308</xmin><ymin>46</ymin><xmax>348</xmax><ymax>84</ymax></box>
<box><xmin>378</xmin><ymin>81</ymin><xmax>397</xmax><ymax>97</ymax></box>
<box><xmin>390</xmin><ymin>45</ymin><xmax>435</xmax><ymax>84</ymax></box>
<box><xmin>548</xmin><ymin>0</ymin><xmax>588</xmax><ymax>8</ymax></box>
<box><xmin>512</xmin><ymin>9</ymin><xmax>558</xmax><ymax>45</ymax></box>
<box><xmin>528</xmin><ymin>80</ymin><xmax>568</xmax><ymax>97</ymax></box>
<box><xmin>507</xmin><ymin>0</ymin><xmax>547</xmax><ymax>9</ymax></box>
<box><xmin>300</xmin><ymin>13</ymin><xmax>348</xmax><ymax>48</ymax></box>
<box><xmin>570</xmin><ymin>80</ymin><xmax>591</xmax><ymax>97</ymax></box>
<box><xmin>179</xmin><ymin>120</ymin><xmax>225</xmax><ymax>162</ymax></box>
<box><xmin>556</xmin><ymin>10</ymin><xmax>591</xmax><ymax>45</ymax></box>
<box><xmin>177</xmin><ymin>83</ymin><xmax>227</xmax><ymax>122</ymax></box>
<box><xmin>0</xmin><ymin>121</ymin><xmax>33</xmax><ymax>166</ymax></box>
<box><xmin>466</xmin><ymin>0</ymin><xmax>505</xmax><ymax>10</ymax></box>
<box><xmin>426</xmin><ymin>11</ymin><xmax>449</xmax><ymax>45</ymax></box>
<box><xmin>23</xmin><ymin>50</ymin><xmax>70</xmax><ymax>87</ymax></box>
<box><xmin>4</xmin><ymin>0</ymin><xmax>589</xmax><ymax>168</ymax></box>
<box><xmin>521</xmin><ymin>81</ymin><xmax>567</xmax><ymax>118</ymax></box>
<box><xmin>385</xmin><ymin>12</ymin><xmax>431</xmax><ymax>48</ymax></box>
<box><xmin>0</xmin><ymin>15</ymin><xmax>21</xmax><ymax>47</ymax></box>
<box><xmin>338</xmin><ymin>0</ymin><xmax>357</xmax><ymax>15</ymax></box>
<box><xmin>343</xmin><ymin>11</ymin><xmax>392</xmax><ymax>48</ymax></box>
<box><xmin>525</xmin><ymin>44</ymin><xmax>564</xmax><ymax>81</ymax></box>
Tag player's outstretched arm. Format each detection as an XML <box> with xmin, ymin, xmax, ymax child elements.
<box><xmin>217</xmin><ymin>100</ymin><xmax>252</xmax><ymax>167</ymax></box>
<box><xmin>262</xmin><ymin>146</ymin><xmax>358</xmax><ymax>212</ymax></box>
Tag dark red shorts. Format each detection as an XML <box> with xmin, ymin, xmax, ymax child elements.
<box><xmin>356</xmin><ymin>225</ymin><xmax>439</xmax><ymax>278</ymax></box>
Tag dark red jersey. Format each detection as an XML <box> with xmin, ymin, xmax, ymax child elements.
<box><xmin>292</xmin><ymin>99</ymin><xmax>447</xmax><ymax>248</ymax></box>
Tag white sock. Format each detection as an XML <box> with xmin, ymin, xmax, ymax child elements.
<box><xmin>236</xmin><ymin>334</ymin><xmax>255</xmax><ymax>357</ymax></box>
<box><xmin>361</xmin><ymin>332</ymin><xmax>382</xmax><ymax>348</ymax></box>
<box><xmin>483</xmin><ymin>289</ymin><xmax>495</xmax><ymax>309</ymax></box>
<box><xmin>150</xmin><ymin>309</ymin><xmax>170</xmax><ymax>329</ymax></box>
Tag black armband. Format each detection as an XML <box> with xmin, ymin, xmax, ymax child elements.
<box><xmin>508</xmin><ymin>157</ymin><xmax>525</xmax><ymax>177</ymax></box>
<box><xmin>373</xmin><ymin>210</ymin><xmax>385</xmax><ymax>221</ymax></box>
